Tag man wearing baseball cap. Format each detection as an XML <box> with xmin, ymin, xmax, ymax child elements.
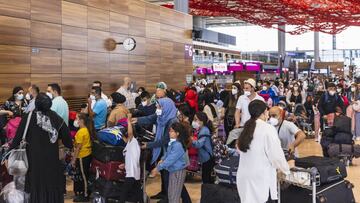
<box><xmin>234</xmin><ymin>78</ymin><xmax>265</xmax><ymax>128</ymax></box>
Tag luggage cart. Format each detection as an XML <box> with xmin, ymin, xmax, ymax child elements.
<box><xmin>278</xmin><ymin>167</ymin><xmax>320</xmax><ymax>203</ymax></box>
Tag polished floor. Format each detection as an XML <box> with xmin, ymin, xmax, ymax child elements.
<box><xmin>65</xmin><ymin>139</ymin><xmax>360</xmax><ymax>202</ymax></box>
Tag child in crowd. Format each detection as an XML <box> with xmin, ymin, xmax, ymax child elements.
<box><xmin>155</xmin><ymin>122</ymin><xmax>190</xmax><ymax>203</ymax></box>
<box><xmin>191</xmin><ymin>111</ymin><xmax>214</xmax><ymax>184</ymax></box>
<box><xmin>71</xmin><ymin>113</ymin><xmax>94</xmax><ymax>202</ymax></box>
<box><xmin>118</xmin><ymin>114</ymin><xmax>142</xmax><ymax>203</ymax></box>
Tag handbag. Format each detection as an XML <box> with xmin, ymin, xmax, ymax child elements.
<box><xmin>6</xmin><ymin>111</ymin><xmax>32</xmax><ymax>176</ymax></box>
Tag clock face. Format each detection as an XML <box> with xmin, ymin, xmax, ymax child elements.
<box><xmin>123</xmin><ymin>38</ymin><xmax>136</xmax><ymax>51</ymax></box>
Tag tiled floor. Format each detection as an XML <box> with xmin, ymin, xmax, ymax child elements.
<box><xmin>65</xmin><ymin>139</ymin><xmax>360</xmax><ymax>202</ymax></box>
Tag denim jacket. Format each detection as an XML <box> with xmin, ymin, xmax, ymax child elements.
<box><xmin>192</xmin><ymin>127</ymin><xmax>213</xmax><ymax>163</ymax></box>
<box><xmin>157</xmin><ymin>141</ymin><xmax>188</xmax><ymax>173</ymax></box>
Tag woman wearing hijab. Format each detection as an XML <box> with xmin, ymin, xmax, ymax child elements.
<box><xmin>10</xmin><ymin>93</ymin><xmax>73</xmax><ymax>203</ymax></box>
<box><xmin>135</xmin><ymin>97</ymin><xmax>191</xmax><ymax>202</ymax></box>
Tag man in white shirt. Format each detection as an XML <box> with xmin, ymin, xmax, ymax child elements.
<box><xmin>117</xmin><ymin>77</ymin><xmax>136</xmax><ymax>109</ymax></box>
<box><xmin>91</xmin><ymin>81</ymin><xmax>112</xmax><ymax>108</ymax></box>
<box><xmin>268</xmin><ymin>106</ymin><xmax>306</xmax><ymax>157</ymax></box>
<box><xmin>234</xmin><ymin>78</ymin><xmax>265</xmax><ymax>128</ymax></box>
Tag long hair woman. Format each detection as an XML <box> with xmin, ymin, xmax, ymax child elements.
<box><xmin>236</xmin><ymin>100</ymin><xmax>289</xmax><ymax>203</ymax></box>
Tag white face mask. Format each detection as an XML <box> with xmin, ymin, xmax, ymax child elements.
<box><xmin>337</xmin><ymin>88</ymin><xmax>342</xmax><ymax>93</ymax></box>
<box><xmin>90</xmin><ymin>95</ymin><xmax>96</xmax><ymax>100</ymax></box>
<box><xmin>192</xmin><ymin>121</ymin><xmax>200</xmax><ymax>129</ymax></box>
<box><xmin>25</xmin><ymin>93</ymin><xmax>32</xmax><ymax>101</ymax></box>
<box><xmin>141</xmin><ymin>101</ymin><xmax>147</xmax><ymax>106</ymax></box>
<box><xmin>231</xmin><ymin>89</ymin><xmax>238</xmax><ymax>95</ymax></box>
<box><xmin>16</xmin><ymin>94</ymin><xmax>24</xmax><ymax>101</ymax></box>
<box><xmin>244</xmin><ymin>91</ymin><xmax>251</xmax><ymax>96</ymax></box>
<box><xmin>73</xmin><ymin>120</ymin><xmax>80</xmax><ymax>128</ymax></box>
<box><xmin>156</xmin><ymin>109</ymin><xmax>162</xmax><ymax>116</ymax></box>
<box><xmin>329</xmin><ymin>91</ymin><xmax>336</xmax><ymax>96</ymax></box>
<box><xmin>351</xmin><ymin>87</ymin><xmax>356</xmax><ymax>92</ymax></box>
<box><xmin>46</xmin><ymin>92</ymin><xmax>53</xmax><ymax>99</ymax></box>
<box><xmin>262</xmin><ymin>86</ymin><xmax>267</xmax><ymax>91</ymax></box>
<box><xmin>268</xmin><ymin>117</ymin><xmax>279</xmax><ymax>126</ymax></box>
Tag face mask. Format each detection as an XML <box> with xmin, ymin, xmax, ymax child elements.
<box><xmin>329</xmin><ymin>91</ymin><xmax>336</xmax><ymax>96</ymax></box>
<box><xmin>268</xmin><ymin>117</ymin><xmax>279</xmax><ymax>126</ymax></box>
<box><xmin>244</xmin><ymin>91</ymin><xmax>251</xmax><ymax>96</ymax></box>
<box><xmin>25</xmin><ymin>93</ymin><xmax>32</xmax><ymax>101</ymax></box>
<box><xmin>337</xmin><ymin>88</ymin><xmax>342</xmax><ymax>93</ymax></box>
<box><xmin>90</xmin><ymin>95</ymin><xmax>96</xmax><ymax>100</ymax></box>
<box><xmin>156</xmin><ymin>109</ymin><xmax>162</xmax><ymax>116</ymax></box>
<box><xmin>15</xmin><ymin>94</ymin><xmax>24</xmax><ymax>101</ymax></box>
<box><xmin>231</xmin><ymin>89</ymin><xmax>238</xmax><ymax>95</ymax></box>
<box><xmin>141</xmin><ymin>101</ymin><xmax>147</xmax><ymax>106</ymax></box>
<box><xmin>351</xmin><ymin>87</ymin><xmax>356</xmax><ymax>92</ymax></box>
<box><xmin>46</xmin><ymin>92</ymin><xmax>53</xmax><ymax>99</ymax></box>
<box><xmin>262</xmin><ymin>86</ymin><xmax>267</xmax><ymax>91</ymax></box>
<box><xmin>169</xmin><ymin>138</ymin><xmax>177</xmax><ymax>145</ymax></box>
<box><xmin>73</xmin><ymin>120</ymin><xmax>80</xmax><ymax>128</ymax></box>
<box><xmin>192</xmin><ymin>121</ymin><xmax>200</xmax><ymax>129</ymax></box>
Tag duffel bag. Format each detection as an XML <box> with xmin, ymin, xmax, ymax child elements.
<box><xmin>92</xmin><ymin>140</ymin><xmax>124</xmax><ymax>163</ymax></box>
<box><xmin>295</xmin><ymin>156</ymin><xmax>347</xmax><ymax>185</ymax></box>
<box><xmin>327</xmin><ymin>143</ymin><xmax>360</xmax><ymax>158</ymax></box>
<box><xmin>334</xmin><ymin>115</ymin><xmax>352</xmax><ymax>134</ymax></box>
<box><xmin>92</xmin><ymin>178</ymin><xmax>123</xmax><ymax>198</ymax></box>
<box><xmin>90</xmin><ymin>159</ymin><xmax>125</xmax><ymax>181</ymax></box>
<box><xmin>333</xmin><ymin>132</ymin><xmax>353</xmax><ymax>145</ymax></box>
<box><xmin>214</xmin><ymin>156</ymin><xmax>239</xmax><ymax>186</ymax></box>
<box><xmin>200</xmin><ymin>184</ymin><xmax>239</xmax><ymax>203</ymax></box>
<box><xmin>320</xmin><ymin>136</ymin><xmax>333</xmax><ymax>157</ymax></box>
<box><xmin>323</xmin><ymin>127</ymin><xmax>336</xmax><ymax>138</ymax></box>
<box><xmin>97</xmin><ymin>126</ymin><xmax>127</xmax><ymax>146</ymax></box>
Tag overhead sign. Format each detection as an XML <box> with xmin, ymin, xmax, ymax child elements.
<box><xmin>184</xmin><ymin>44</ymin><xmax>193</xmax><ymax>59</ymax></box>
<box><xmin>213</xmin><ymin>63</ymin><xmax>228</xmax><ymax>72</ymax></box>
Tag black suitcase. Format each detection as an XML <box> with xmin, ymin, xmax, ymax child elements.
<box><xmin>200</xmin><ymin>184</ymin><xmax>240</xmax><ymax>203</ymax></box>
<box><xmin>295</xmin><ymin>156</ymin><xmax>347</xmax><ymax>185</ymax></box>
<box><xmin>320</xmin><ymin>136</ymin><xmax>334</xmax><ymax>157</ymax></box>
<box><xmin>334</xmin><ymin>115</ymin><xmax>352</xmax><ymax>134</ymax></box>
<box><xmin>281</xmin><ymin>180</ymin><xmax>355</xmax><ymax>203</ymax></box>
<box><xmin>92</xmin><ymin>140</ymin><xmax>124</xmax><ymax>163</ymax></box>
<box><xmin>92</xmin><ymin>178</ymin><xmax>123</xmax><ymax>198</ymax></box>
<box><xmin>214</xmin><ymin>156</ymin><xmax>239</xmax><ymax>186</ymax></box>
<box><xmin>323</xmin><ymin>127</ymin><xmax>335</xmax><ymax>138</ymax></box>
<box><xmin>333</xmin><ymin>132</ymin><xmax>353</xmax><ymax>145</ymax></box>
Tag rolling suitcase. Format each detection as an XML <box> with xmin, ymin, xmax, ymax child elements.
<box><xmin>214</xmin><ymin>156</ymin><xmax>239</xmax><ymax>186</ymax></box>
<box><xmin>90</xmin><ymin>159</ymin><xmax>125</xmax><ymax>181</ymax></box>
<box><xmin>200</xmin><ymin>184</ymin><xmax>239</xmax><ymax>203</ymax></box>
<box><xmin>295</xmin><ymin>156</ymin><xmax>347</xmax><ymax>185</ymax></box>
<box><xmin>280</xmin><ymin>180</ymin><xmax>355</xmax><ymax>203</ymax></box>
<box><xmin>92</xmin><ymin>178</ymin><xmax>123</xmax><ymax>198</ymax></box>
<box><xmin>92</xmin><ymin>140</ymin><xmax>124</xmax><ymax>163</ymax></box>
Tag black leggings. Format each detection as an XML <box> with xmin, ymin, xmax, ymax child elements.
<box><xmin>202</xmin><ymin>158</ymin><xmax>215</xmax><ymax>184</ymax></box>
<box><xmin>118</xmin><ymin>177</ymin><xmax>144</xmax><ymax>203</ymax></box>
<box><xmin>73</xmin><ymin>155</ymin><xmax>92</xmax><ymax>197</ymax></box>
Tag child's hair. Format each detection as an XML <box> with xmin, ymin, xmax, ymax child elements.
<box><xmin>195</xmin><ymin>111</ymin><xmax>214</xmax><ymax>135</ymax></box>
<box><xmin>170</xmin><ymin>122</ymin><xmax>190</xmax><ymax>151</ymax></box>
<box><xmin>78</xmin><ymin>113</ymin><xmax>96</xmax><ymax>140</ymax></box>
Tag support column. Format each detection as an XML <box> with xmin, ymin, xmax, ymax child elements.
<box><xmin>278</xmin><ymin>24</ymin><xmax>286</xmax><ymax>78</ymax></box>
<box><xmin>314</xmin><ymin>31</ymin><xmax>320</xmax><ymax>62</ymax></box>
<box><xmin>174</xmin><ymin>0</ymin><xmax>189</xmax><ymax>14</ymax></box>
<box><xmin>193</xmin><ymin>16</ymin><xmax>205</xmax><ymax>29</ymax></box>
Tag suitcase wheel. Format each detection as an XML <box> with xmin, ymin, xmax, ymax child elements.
<box><xmin>344</xmin><ymin>180</ymin><xmax>354</xmax><ymax>189</ymax></box>
<box><xmin>318</xmin><ymin>194</ymin><xmax>327</xmax><ymax>203</ymax></box>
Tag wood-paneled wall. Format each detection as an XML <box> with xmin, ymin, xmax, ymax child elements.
<box><xmin>0</xmin><ymin>0</ymin><xmax>193</xmax><ymax>101</ymax></box>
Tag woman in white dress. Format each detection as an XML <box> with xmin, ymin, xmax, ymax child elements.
<box><xmin>236</xmin><ymin>100</ymin><xmax>290</xmax><ymax>203</ymax></box>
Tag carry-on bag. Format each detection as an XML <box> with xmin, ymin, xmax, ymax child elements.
<box><xmin>333</xmin><ymin>115</ymin><xmax>352</xmax><ymax>134</ymax></box>
<box><xmin>200</xmin><ymin>184</ymin><xmax>239</xmax><ymax>203</ymax></box>
<box><xmin>92</xmin><ymin>140</ymin><xmax>124</xmax><ymax>163</ymax></box>
<box><xmin>90</xmin><ymin>159</ymin><xmax>125</xmax><ymax>181</ymax></box>
<box><xmin>97</xmin><ymin>126</ymin><xmax>127</xmax><ymax>146</ymax></box>
<box><xmin>214</xmin><ymin>156</ymin><xmax>239</xmax><ymax>186</ymax></box>
<box><xmin>295</xmin><ymin>156</ymin><xmax>347</xmax><ymax>185</ymax></box>
<box><xmin>333</xmin><ymin>132</ymin><xmax>353</xmax><ymax>145</ymax></box>
<box><xmin>327</xmin><ymin>143</ymin><xmax>360</xmax><ymax>158</ymax></box>
<box><xmin>92</xmin><ymin>178</ymin><xmax>123</xmax><ymax>198</ymax></box>
<box><xmin>280</xmin><ymin>180</ymin><xmax>355</xmax><ymax>203</ymax></box>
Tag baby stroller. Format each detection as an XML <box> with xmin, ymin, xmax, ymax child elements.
<box><xmin>293</xmin><ymin>104</ymin><xmax>314</xmax><ymax>138</ymax></box>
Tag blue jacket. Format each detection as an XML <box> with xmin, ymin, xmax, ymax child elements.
<box><xmin>260</xmin><ymin>88</ymin><xmax>278</xmax><ymax>104</ymax></box>
<box><xmin>192</xmin><ymin>127</ymin><xmax>213</xmax><ymax>163</ymax></box>
<box><xmin>157</xmin><ymin>141</ymin><xmax>188</xmax><ymax>173</ymax></box>
<box><xmin>137</xmin><ymin>114</ymin><xmax>177</xmax><ymax>151</ymax></box>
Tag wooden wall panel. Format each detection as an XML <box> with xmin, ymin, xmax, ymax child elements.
<box><xmin>62</xmin><ymin>50</ymin><xmax>87</xmax><ymax>74</ymax></box>
<box><xmin>145</xmin><ymin>3</ymin><xmax>160</xmax><ymax>22</ymax></box>
<box><xmin>145</xmin><ymin>20</ymin><xmax>160</xmax><ymax>39</ymax></box>
<box><xmin>30</xmin><ymin>73</ymin><xmax>61</xmax><ymax>91</ymax></box>
<box><xmin>146</xmin><ymin>38</ymin><xmax>160</xmax><ymax>56</ymax></box>
<box><xmin>160</xmin><ymin>7</ymin><xmax>174</xmax><ymax>26</ymax></box>
<box><xmin>128</xmin><ymin>16</ymin><xmax>145</xmax><ymax>37</ymax></box>
<box><xmin>62</xmin><ymin>25</ymin><xmax>87</xmax><ymax>50</ymax></box>
<box><xmin>110</xmin><ymin>12</ymin><xmax>129</xmax><ymax>34</ymax></box>
<box><xmin>161</xmin><ymin>41</ymin><xmax>173</xmax><ymax>58</ymax></box>
<box><xmin>63</xmin><ymin>0</ymin><xmax>87</xmax><ymax>5</ymax></box>
<box><xmin>88</xmin><ymin>7</ymin><xmax>109</xmax><ymax>31</ymax></box>
<box><xmin>88</xmin><ymin>0</ymin><xmax>109</xmax><ymax>10</ymax></box>
<box><xmin>31</xmin><ymin>0</ymin><xmax>61</xmax><ymax>24</ymax></box>
<box><xmin>110</xmin><ymin>0</ymin><xmax>128</xmax><ymax>15</ymax></box>
<box><xmin>128</xmin><ymin>55</ymin><xmax>145</xmax><ymax>74</ymax></box>
<box><xmin>88</xmin><ymin>29</ymin><xmax>109</xmax><ymax>52</ymax></box>
<box><xmin>62</xmin><ymin>1</ymin><xmax>87</xmax><ymax>28</ymax></box>
<box><xmin>87</xmin><ymin>52</ymin><xmax>110</xmax><ymax>73</ymax></box>
<box><xmin>0</xmin><ymin>0</ymin><xmax>30</xmax><ymax>19</ymax></box>
<box><xmin>0</xmin><ymin>16</ymin><xmax>30</xmax><ymax>46</ymax></box>
<box><xmin>61</xmin><ymin>74</ymin><xmax>89</xmax><ymax>97</ymax></box>
<box><xmin>0</xmin><ymin>74</ymin><xmax>30</xmax><ymax>101</ymax></box>
<box><xmin>128</xmin><ymin>0</ymin><xmax>145</xmax><ymax>19</ymax></box>
<box><xmin>110</xmin><ymin>54</ymin><xmax>128</xmax><ymax>74</ymax></box>
<box><xmin>0</xmin><ymin>45</ymin><xmax>30</xmax><ymax>73</ymax></box>
<box><xmin>31</xmin><ymin>48</ymin><xmax>61</xmax><ymax>73</ymax></box>
<box><xmin>31</xmin><ymin>21</ymin><xmax>61</xmax><ymax>48</ymax></box>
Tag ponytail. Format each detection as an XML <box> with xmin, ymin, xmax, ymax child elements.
<box><xmin>236</xmin><ymin>100</ymin><xmax>267</xmax><ymax>153</ymax></box>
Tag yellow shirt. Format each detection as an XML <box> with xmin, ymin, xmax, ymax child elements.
<box><xmin>75</xmin><ymin>127</ymin><xmax>92</xmax><ymax>158</ymax></box>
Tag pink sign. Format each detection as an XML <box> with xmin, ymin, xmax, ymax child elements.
<box><xmin>228</xmin><ymin>63</ymin><xmax>244</xmax><ymax>71</ymax></box>
<box><xmin>245</xmin><ymin>62</ymin><xmax>261</xmax><ymax>71</ymax></box>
